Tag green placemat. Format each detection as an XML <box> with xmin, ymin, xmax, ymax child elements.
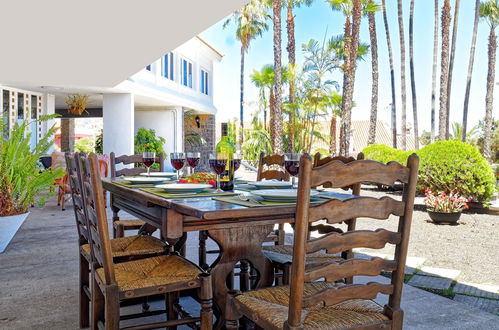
<box><xmin>140</xmin><ymin>187</ymin><xmax>238</xmax><ymax>199</ymax></box>
<box><xmin>213</xmin><ymin>196</ymin><xmax>328</xmax><ymax>208</ymax></box>
<box><xmin>114</xmin><ymin>180</ymin><xmax>170</xmax><ymax>189</ymax></box>
<box><xmin>234</xmin><ymin>184</ymin><xmax>258</xmax><ymax>191</ymax></box>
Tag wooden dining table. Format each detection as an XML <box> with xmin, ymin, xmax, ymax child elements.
<box><xmin>102</xmin><ymin>178</ymin><xmax>298</xmax><ymax>328</ymax></box>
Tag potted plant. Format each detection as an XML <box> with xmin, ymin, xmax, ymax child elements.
<box><xmin>424</xmin><ymin>189</ymin><xmax>471</xmax><ymax>224</ymax></box>
<box><xmin>65</xmin><ymin>94</ymin><xmax>89</xmax><ymax>115</ymax></box>
<box><xmin>0</xmin><ymin>115</ymin><xmax>64</xmax><ymax>253</ymax></box>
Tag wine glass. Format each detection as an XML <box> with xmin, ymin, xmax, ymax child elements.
<box><xmin>209</xmin><ymin>153</ymin><xmax>227</xmax><ymax>193</ymax></box>
<box><xmin>284</xmin><ymin>153</ymin><xmax>301</xmax><ymax>188</ymax></box>
<box><xmin>233</xmin><ymin>152</ymin><xmax>242</xmax><ymax>172</ymax></box>
<box><xmin>142</xmin><ymin>152</ymin><xmax>156</xmax><ymax>176</ymax></box>
<box><xmin>170</xmin><ymin>152</ymin><xmax>185</xmax><ymax>181</ymax></box>
<box><xmin>186</xmin><ymin>152</ymin><xmax>201</xmax><ymax>175</ymax></box>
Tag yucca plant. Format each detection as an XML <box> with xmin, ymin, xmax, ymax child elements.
<box><xmin>65</xmin><ymin>94</ymin><xmax>89</xmax><ymax>115</ymax></box>
<box><xmin>0</xmin><ymin>115</ymin><xmax>64</xmax><ymax>216</ymax></box>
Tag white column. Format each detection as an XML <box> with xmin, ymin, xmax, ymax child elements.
<box><xmin>41</xmin><ymin>93</ymin><xmax>56</xmax><ymax>152</ymax></box>
<box><xmin>103</xmin><ymin>93</ymin><xmax>134</xmax><ymax>157</ymax></box>
<box><xmin>174</xmin><ymin>106</ymin><xmax>184</xmax><ymax>152</ymax></box>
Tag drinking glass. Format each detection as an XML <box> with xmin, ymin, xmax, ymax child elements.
<box><xmin>186</xmin><ymin>152</ymin><xmax>201</xmax><ymax>175</ymax></box>
<box><xmin>209</xmin><ymin>153</ymin><xmax>227</xmax><ymax>193</ymax></box>
<box><xmin>170</xmin><ymin>152</ymin><xmax>185</xmax><ymax>181</ymax></box>
<box><xmin>233</xmin><ymin>152</ymin><xmax>242</xmax><ymax>172</ymax></box>
<box><xmin>142</xmin><ymin>152</ymin><xmax>156</xmax><ymax>176</ymax></box>
<box><xmin>284</xmin><ymin>153</ymin><xmax>301</xmax><ymax>188</ymax></box>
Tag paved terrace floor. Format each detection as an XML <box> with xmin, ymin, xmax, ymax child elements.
<box><xmin>0</xmin><ymin>197</ymin><xmax>497</xmax><ymax>329</ymax></box>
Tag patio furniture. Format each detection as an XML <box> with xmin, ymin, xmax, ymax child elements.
<box><xmin>81</xmin><ymin>153</ymin><xmax>213</xmax><ymax>330</ymax></box>
<box><xmin>65</xmin><ymin>153</ymin><xmax>168</xmax><ymax>328</ymax></box>
<box><xmin>226</xmin><ymin>154</ymin><xmax>419</xmax><ymax>330</ymax></box>
<box><xmin>262</xmin><ymin>152</ymin><xmax>364</xmax><ymax>285</ymax></box>
<box><xmin>110</xmin><ymin>152</ymin><xmax>164</xmax><ymax>238</ymax></box>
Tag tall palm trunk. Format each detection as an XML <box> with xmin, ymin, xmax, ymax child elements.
<box><xmin>381</xmin><ymin>0</ymin><xmax>397</xmax><ymax>148</ymax></box>
<box><xmin>286</xmin><ymin>1</ymin><xmax>296</xmax><ymax>152</ymax></box>
<box><xmin>462</xmin><ymin>0</ymin><xmax>480</xmax><ymax>142</ymax></box>
<box><xmin>339</xmin><ymin>0</ymin><xmax>361</xmax><ymax>157</ymax></box>
<box><xmin>239</xmin><ymin>47</ymin><xmax>245</xmax><ymax>147</ymax></box>
<box><xmin>329</xmin><ymin>114</ymin><xmax>337</xmax><ymax>155</ymax></box>
<box><xmin>409</xmin><ymin>0</ymin><xmax>419</xmax><ymax>149</ymax></box>
<box><xmin>439</xmin><ymin>0</ymin><xmax>451</xmax><ymax>140</ymax></box>
<box><xmin>367</xmin><ymin>1</ymin><xmax>379</xmax><ymax>146</ymax></box>
<box><xmin>445</xmin><ymin>0</ymin><xmax>461</xmax><ymax>139</ymax></box>
<box><xmin>397</xmin><ymin>0</ymin><xmax>407</xmax><ymax>151</ymax></box>
<box><xmin>484</xmin><ymin>27</ymin><xmax>496</xmax><ymax>163</ymax></box>
<box><xmin>272</xmin><ymin>0</ymin><xmax>283</xmax><ymax>154</ymax></box>
<box><xmin>430</xmin><ymin>0</ymin><xmax>439</xmax><ymax>143</ymax></box>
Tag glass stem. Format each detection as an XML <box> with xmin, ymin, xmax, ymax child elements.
<box><xmin>292</xmin><ymin>176</ymin><xmax>296</xmax><ymax>188</ymax></box>
<box><xmin>147</xmin><ymin>166</ymin><xmax>150</xmax><ymax>176</ymax></box>
<box><xmin>217</xmin><ymin>174</ymin><xmax>221</xmax><ymax>191</ymax></box>
<box><xmin>177</xmin><ymin>170</ymin><xmax>180</xmax><ymax>181</ymax></box>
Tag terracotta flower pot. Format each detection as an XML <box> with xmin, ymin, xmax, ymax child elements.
<box><xmin>427</xmin><ymin>210</ymin><xmax>461</xmax><ymax>224</ymax></box>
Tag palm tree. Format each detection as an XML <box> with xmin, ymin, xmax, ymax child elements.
<box><xmin>446</xmin><ymin>0</ymin><xmax>461</xmax><ymax>138</ymax></box>
<box><xmin>285</xmin><ymin>0</ymin><xmax>314</xmax><ymax>152</ymax></box>
<box><xmin>272</xmin><ymin>0</ymin><xmax>284</xmax><ymax>154</ymax></box>
<box><xmin>367</xmin><ymin>0</ymin><xmax>379</xmax><ymax>145</ymax></box>
<box><xmin>327</xmin><ymin>92</ymin><xmax>343</xmax><ymax>154</ymax></box>
<box><xmin>250</xmin><ymin>65</ymin><xmax>274</xmax><ymax>129</ymax></box>
<box><xmin>397</xmin><ymin>0</ymin><xmax>407</xmax><ymax>150</ymax></box>
<box><xmin>328</xmin><ymin>0</ymin><xmax>364</xmax><ymax>156</ymax></box>
<box><xmin>409</xmin><ymin>0</ymin><xmax>419</xmax><ymax>149</ymax></box>
<box><xmin>480</xmin><ymin>0</ymin><xmax>499</xmax><ymax>163</ymax></box>
<box><xmin>223</xmin><ymin>0</ymin><xmax>269</xmax><ymax>147</ymax></box>
<box><xmin>439</xmin><ymin>0</ymin><xmax>451</xmax><ymax>140</ymax></box>
<box><xmin>381</xmin><ymin>0</ymin><xmax>397</xmax><ymax>148</ymax></box>
<box><xmin>430</xmin><ymin>0</ymin><xmax>439</xmax><ymax>142</ymax></box>
<box><xmin>462</xmin><ymin>0</ymin><xmax>481</xmax><ymax>142</ymax></box>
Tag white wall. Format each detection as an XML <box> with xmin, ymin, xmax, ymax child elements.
<box><xmin>134</xmin><ymin>107</ymin><xmax>183</xmax><ymax>171</ymax></box>
<box><xmin>103</xmin><ymin>93</ymin><xmax>134</xmax><ymax>158</ymax></box>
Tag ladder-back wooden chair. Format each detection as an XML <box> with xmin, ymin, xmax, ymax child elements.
<box><xmin>228</xmin><ymin>153</ymin><xmax>419</xmax><ymax>330</ymax></box>
<box><xmin>66</xmin><ymin>153</ymin><xmax>168</xmax><ymax>328</ymax></box>
<box><xmin>261</xmin><ymin>152</ymin><xmax>364</xmax><ymax>285</ymax></box>
<box><xmin>80</xmin><ymin>153</ymin><xmax>213</xmax><ymax>330</ymax></box>
<box><xmin>110</xmin><ymin>152</ymin><xmax>164</xmax><ymax>238</ymax></box>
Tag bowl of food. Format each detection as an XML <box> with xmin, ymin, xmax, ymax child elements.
<box><xmin>179</xmin><ymin>172</ymin><xmax>217</xmax><ymax>187</ymax></box>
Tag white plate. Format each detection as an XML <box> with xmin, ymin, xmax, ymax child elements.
<box><xmin>252</xmin><ymin>189</ymin><xmax>319</xmax><ymax>202</ymax></box>
<box><xmin>139</xmin><ymin>172</ymin><xmax>176</xmax><ymax>177</ymax></box>
<box><xmin>155</xmin><ymin>183</ymin><xmax>212</xmax><ymax>193</ymax></box>
<box><xmin>121</xmin><ymin>177</ymin><xmax>168</xmax><ymax>184</ymax></box>
<box><xmin>247</xmin><ymin>181</ymin><xmax>292</xmax><ymax>189</ymax></box>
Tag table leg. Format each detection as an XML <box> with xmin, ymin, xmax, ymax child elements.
<box><xmin>207</xmin><ymin>224</ymin><xmax>274</xmax><ymax>329</ymax></box>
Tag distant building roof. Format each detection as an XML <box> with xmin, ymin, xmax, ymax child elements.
<box><xmin>195</xmin><ymin>36</ymin><xmax>223</xmax><ymax>58</ymax></box>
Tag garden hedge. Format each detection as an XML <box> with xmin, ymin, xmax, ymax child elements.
<box><xmin>362</xmin><ymin>141</ymin><xmax>495</xmax><ymax>202</ymax></box>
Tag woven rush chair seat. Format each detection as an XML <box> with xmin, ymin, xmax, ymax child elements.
<box><xmin>234</xmin><ymin>282</ymin><xmax>389</xmax><ymax>330</ymax></box>
<box><xmin>95</xmin><ymin>255</ymin><xmax>202</xmax><ymax>293</ymax></box>
<box><xmin>262</xmin><ymin>245</ymin><xmax>343</xmax><ymax>265</ymax></box>
<box><xmin>81</xmin><ymin>235</ymin><xmax>166</xmax><ymax>259</ymax></box>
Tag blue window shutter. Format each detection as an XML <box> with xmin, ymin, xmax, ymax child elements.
<box><xmin>205</xmin><ymin>72</ymin><xmax>208</xmax><ymax>95</ymax></box>
<box><xmin>169</xmin><ymin>53</ymin><xmax>174</xmax><ymax>80</ymax></box>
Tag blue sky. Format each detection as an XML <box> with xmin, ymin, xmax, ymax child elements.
<box><xmin>200</xmin><ymin>0</ymin><xmax>498</xmax><ymax>133</ymax></box>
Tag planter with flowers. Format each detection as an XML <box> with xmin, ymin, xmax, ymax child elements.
<box><xmin>0</xmin><ymin>116</ymin><xmax>64</xmax><ymax>253</ymax></box>
<box><xmin>424</xmin><ymin>190</ymin><xmax>471</xmax><ymax>224</ymax></box>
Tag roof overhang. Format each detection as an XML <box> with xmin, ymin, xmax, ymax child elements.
<box><xmin>0</xmin><ymin>0</ymin><xmax>245</xmax><ymax>90</ymax></box>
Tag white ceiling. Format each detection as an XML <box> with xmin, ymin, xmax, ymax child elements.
<box><xmin>0</xmin><ymin>0</ymin><xmax>245</xmax><ymax>90</ymax></box>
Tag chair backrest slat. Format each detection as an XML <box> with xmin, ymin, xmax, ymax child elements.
<box><xmin>64</xmin><ymin>152</ymin><xmax>89</xmax><ymax>244</ymax></box>
<box><xmin>307</xmin><ymin>229</ymin><xmax>401</xmax><ymax>255</ymax></box>
<box><xmin>302</xmin><ymin>283</ymin><xmax>394</xmax><ymax>309</ymax></box>
<box><xmin>286</xmin><ymin>153</ymin><xmax>419</xmax><ymax>328</ymax></box>
<box><xmin>257</xmin><ymin>153</ymin><xmax>290</xmax><ymax>181</ymax></box>
<box><xmin>78</xmin><ymin>153</ymin><xmax>115</xmax><ymax>284</ymax></box>
<box><xmin>110</xmin><ymin>152</ymin><xmax>164</xmax><ymax>178</ymax></box>
<box><xmin>308</xmin><ymin>196</ymin><xmax>405</xmax><ymax>224</ymax></box>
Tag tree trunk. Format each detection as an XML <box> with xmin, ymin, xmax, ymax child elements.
<box><xmin>239</xmin><ymin>47</ymin><xmax>245</xmax><ymax>147</ymax></box>
<box><xmin>272</xmin><ymin>0</ymin><xmax>283</xmax><ymax>154</ymax></box>
<box><xmin>431</xmin><ymin>0</ymin><xmax>439</xmax><ymax>143</ymax></box>
<box><xmin>269</xmin><ymin>88</ymin><xmax>275</xmax><ymax>146</ymax></box>
<box><xmin>484</xmin><ymin>27</ymin><xmax>496</xmax><ymax>163</ymax></box>
<box><xmin>439</xmin><ymin>0</ymin><xmax>451</xmax><ymax>141</ymax></box>
<box><xmin>367</xmin><ymin>1</ymin><xmax>379</xmax><ymax>146</ymax></box>
<box><xmin>397</xmin><ymin>0</ymin><xmax>407</xmax><ymax>151</ymax></box>
<box><xmin>409</xmin><ymin>0</ymin><xmax>419</xmax><ymax>149</ymax></box>
<box><xmin>462</xmin><ymin>0</ymin><xmax>480</xmax><ymax>142</ymax></box>
<box><xmin>446</xmin><ymin>0</ymin><xmax>461</xmax><ymax>139</ymax></box>
<box><xmin>286</xmin><ymin>2</ymin><xmax>296</xmax><ymax>153</ymax></box>
<box><xmin>381</xmin><ymin>0</ymin><xmax>397</xmax><ymax>148</ymax></box>
<box><xmin>339</xmin><ymin>0</ymin><xmax>361</xmax><ymax>157</ymax></box>
<box><xmin>329</xmin><ymin>114</ymin><xmax>337</xmax><ymax>155</ymax></box>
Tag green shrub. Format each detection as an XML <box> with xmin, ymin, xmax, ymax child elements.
<box><xmin>75</xmin><ymin>137</ymin><xmax>95</xmax><ymax>154</ymax></box>
<box><xmin>134</xmin><ymin>128</ymin><xmax>166</xmax><ymax>169</ymax></box>
<box><xmin>417</xmin><ymin>140</ymin><xmax>494</xmax><ymax>202</ymax></box>
<box><xmin>362</xmin><ymin>141</ymin><xmax>495</xmax><ymax>202</ymax></box>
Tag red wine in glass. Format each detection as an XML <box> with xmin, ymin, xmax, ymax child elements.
<box><xmin>142</xmin><ymin>152</ymin><xmax>155</xmax><ymax>176</ymax></box>
<box><xmin>187</xmin><ymin>157</ymin><xmax>200</xmax><ymax>168</ymax></box>
<box><xmin>284</xmin><ymin>160</ymin><xmax>300</xmax><ymax>177</ymax></box>
<box><xmin>233</xmin><ymin>159</ymin><xmax>241</xmax><ymax>172</ymax></box>
<box><xmin>142</xmin><ymin>158</ymin><xmax>154</xmax><ymax>168</ymax></box>
<box><xmin>171</xmin><ymin>158</ymin><xmax>185</xmax><ymax>170</ymax></box>
<box><xmin>209</xmin><ymin>159</ymin><xmax>227</xmax><ymax>175</ymax></box>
